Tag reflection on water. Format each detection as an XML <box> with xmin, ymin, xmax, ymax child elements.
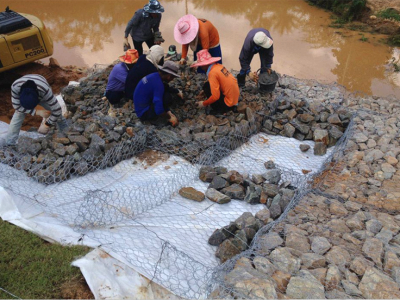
<box><xmin>1</xmin><ymin>0</ymin><xmax>399</xmax><ymax>98</ymax></box>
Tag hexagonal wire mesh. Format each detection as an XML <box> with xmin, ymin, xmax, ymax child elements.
<box><xmin>0</xmin><ymin>92</ymin><xmax>356</xmax><ymax>299</ymax></box>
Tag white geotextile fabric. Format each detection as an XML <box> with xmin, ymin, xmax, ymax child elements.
<box><xmin>0</xmin><ymin>121</ymin><xmax>334</xmax><ymax>298</ymax></box>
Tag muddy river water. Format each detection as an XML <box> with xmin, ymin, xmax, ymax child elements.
<box><xmin>3</xmin><ymin>0</ymin><xmax>400</xmax><ymax>98</ymax></box>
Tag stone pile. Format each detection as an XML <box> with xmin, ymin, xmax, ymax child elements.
<box><xmin>208</xmin><ymin>211</ymin><xmax>271</xmax><ymax>263</ymax></box>
<box><xmin>199</xmin><ymin>164</ymin><xmax>296</xmax><ymax>218</ymax></box>
<box><xmin>0</xmin><ymin>65</ymin><xmax>351</xmax><ymax>184</ymax></box>
<box><xmin>211</xmin><ymin>93</ymin><xmax>400</xmax><ymax>298</ymax></box>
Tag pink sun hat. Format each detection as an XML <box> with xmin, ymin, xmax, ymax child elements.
<box><xmin>174</xmin><ymin>14</ymin><xmax>199</xmax><ymax>45</ymax></box>
<box><xmin>190</xmin><ymin>49</ymin><xmax>221</xmax><ymax>68</ymax></box>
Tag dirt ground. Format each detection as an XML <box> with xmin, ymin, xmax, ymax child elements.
<box><xmin>0</xmin><ymin>61</ymin><xmax>86</xmax><ymax>130</ymax></box>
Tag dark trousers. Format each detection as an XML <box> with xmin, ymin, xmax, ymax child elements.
<box><xmin>106</xmin><ymin>90</ymin><xmax>125</xmax><ymax>105</ymax></box>
<box><xmin>203</xmin><ymin>81</ymin><xmax>233</xmax><ymax>113</ymax></box>
<box><xmin>133</xmin><ymin>38</ymin><xmax>155</xmax><ymax>56</ymax></box>
<box><xmin>194</xmin><ymin>44</ymin><xmax>222</xmax><ymax>74</ymax></box>
<box><xmin>139</xmin><ymin>88</ymin><xmax>174</xmax><ymax>121</ymax></box>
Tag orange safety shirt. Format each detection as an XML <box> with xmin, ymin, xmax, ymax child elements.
<box><xmin>203</xmin><ymin>64</ymin><xmax>239</xmax><ymax>107</ymax></box>
<box><xmin>182</xmin><ymin>19</ymin><xmax>220</xmax><ymax>59</ymax></box>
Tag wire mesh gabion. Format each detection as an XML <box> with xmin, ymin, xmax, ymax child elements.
<box><xmin>0</xmin><ymin>74</ymin><xmax>358</xmax><ymax>299</ymax></box>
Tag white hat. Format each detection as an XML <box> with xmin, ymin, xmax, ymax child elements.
<box><xmin>253</xmin><ymin>31</ymin><xmax>273</xmax><ymax>49</ymax></box>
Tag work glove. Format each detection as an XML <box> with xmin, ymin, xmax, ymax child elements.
<box><xmin>168</xmin><ymin>113</ymin><xmax>179</xmax><ymax>127</ymax></box>
<box><xmin>154</xmin><ymin>31</ymin><xmax>165</xmax><ymax>45</ymax></box>
<box><xmin>196</xmin><ymin>101</ymin><xmax>204</xmax><ymax>109</ymax></box>
<box><xmin>36</xmin><ymin>109</ymin><xmax>51</xmax><ymax>119</ymax></box>
<box><xmin>179</xmin><ymin>58</ymin><xmax>187</xmax><ymax>65</ymax></box>
<box><xmin>249</xmin><ymin>72</ymin><xmax>259</xmax><ymax>83</ymax></box>
<box><xmin>123</xmin><ymin>37</ymin><xmax>131</xmax><ymax>51</ymax></box>
<box><xmin>38</xmin><ymin>122</ymin><xmax>51</xmax><ymax>135</ymax></box>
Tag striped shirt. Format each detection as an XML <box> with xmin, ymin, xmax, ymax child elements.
<box><xmin>11</xmin><ymin>74</ymin><xmax>62</xmax><ymax>125</ymax></box>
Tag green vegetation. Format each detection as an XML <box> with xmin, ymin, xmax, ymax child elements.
<box><xmin>308</xmin><ymin>0</ymin><xmax>367</xmax><ymax>22</ymax></box>
<box><xmin>0</xmin><ymin>219</ymin><xmax>91</xmax><ymax>299</ymax></box>
<box><xmin>360</xmin><ymin>34</ymin><xmax>368</xmax><ymax>42</ymax></box>
<box><xmin>377</xmin><ymin>8</ymin><xmax>400</xmax><ymax>22</ymax></box>
<box><xmin>388</xmin><ymin>34</ymin><xmax>400</xmax><ymax>47</ymax></box>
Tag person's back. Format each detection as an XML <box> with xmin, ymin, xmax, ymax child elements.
<box><xmin>133</xmin><ymin>72</ymin><xmax>165</xmax><ymax>118</ymax></box>
<box><xmin>106</xmin><ymin>63</ymin><xmax>129</xmax><ymax>92</ymax></box>
<box><xmin>206</xmin><ymin>63</ymin><xmax>239</xmax><ymax>107</ymax></box>
<box><xmin>125</xmin><ymin>55</ymin><xmax>158</xmax><ymax>99</ymax></box>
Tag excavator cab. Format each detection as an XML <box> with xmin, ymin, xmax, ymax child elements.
<box><xmin>0</xmin><ymin>6</ymin><xmax>53</xmax><ymax>73</ymax></box>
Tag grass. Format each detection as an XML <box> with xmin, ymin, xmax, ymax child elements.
<box><xmin>360</xmin><ymin>34</ymin><xmax>368</xmax><ymax>42</ymax></box>
<box><xmin>0</xmin><ymin>219</ymin><xmax>92</xmax><ymax>299</ymax></box>
<box><xmin>377</xmin><ymin>8</ymin><xmax>400</xmax><ymax>22</ymax></box>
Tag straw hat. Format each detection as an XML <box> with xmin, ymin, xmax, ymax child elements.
<box><xmin>119</xmin><ymin>49</ymin><xmax>139</xmax><ymax>64</ymax></box>
<box><xmin>158</xmin><ymin>61</ymin><xmax>180</xmax><ymax>77</ymax></box>
<box><xmin>190</xmin><ymin>49</ymin><xmax>221</xmax><ymax>68</ymax></box>
<box><xmin>174</xmin><ymin>14</ymin><xmax>199</xmax><ymax>45</ymax></box>
<box><xmin>253</xmin><ymin>31</ymin><xmax>273</xmax><ymax>49</ymax></box>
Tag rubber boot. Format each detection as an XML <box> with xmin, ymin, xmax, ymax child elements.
<box><xmin>236</xmin><ymin>73</ymin><xmax>246</xmax><ymax>87</ymax></box>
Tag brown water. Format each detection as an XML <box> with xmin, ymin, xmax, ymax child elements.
<box><xmin>3</xmin><ymin>0</ymin><xmax>400</xmax><ymax>98</ymax></box>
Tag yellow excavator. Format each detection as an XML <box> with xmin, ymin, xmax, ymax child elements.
<box><xmin>0</xmin><ymin>6</ymin><xmax>53</xmax><ymax>73</ymax></box>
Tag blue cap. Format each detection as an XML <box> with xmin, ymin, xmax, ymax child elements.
<box><xmin>19</xmin><ymin>80</ymin><xmax>39</xmax><ymax>110</ymax></box>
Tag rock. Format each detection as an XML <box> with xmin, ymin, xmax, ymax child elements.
<box><xmin>327</xmin><ymin>114</ymin><xmax>342</xmax><ymax>126</ymax></box>
<box><xmin>233</xmin><ymin>277</ymin><xmax>277</xmax><ymax>299</ymax></box>
<box><xmin>325</xmin><ymin>265</ymin><xmax>341</xmax><ymax>290</ymax></box>
<box><xmin>341</xmin><ymin>280</ymin><xmax>362</xmax><ymax>297</ymax></box>
<box><xmin>359</xmin><ymin>267</ymin><xmax>400</xmax><ymax>298</ymax></box>
<box><xmin>309</xmin><ymin>268</ymin><xmax>327</xmax><ymax>285</ymax></box>
<box><xmin>345</xmin><ymin>217</ymin><xmax>364</xmax><ymax>231</ymax></box>
<box><xmin>244</xmin><ymin>185</ymin><xmax>262</xmax><ymax>204</ymax></box>
<box><xmin>313</xmin><ymin>129</ymin><xmax>329</xmax><ymax>145</ymax></box>
<box><xmin>384</xmin><ymin>251</ymin><xmax>400</xmax><ymax>273</ymax></box>
<box><xmin>286</xmin><ymin>270</ymin><xmax>325</xmax><ymax>299</ymax></box>
<box><xmin>391</xmin><ymin>266</ymin><xmax>400</xmax><ymax>285</ymax></box>
<box><xmin>362</xmin><ymin>238</ymin><xmax>383</xmax><ymax>268</ymax></box>
<box><xmin>263</xmin><ymin>183</ymin><xmax>280</xmax><ymax>197</ymax></box>
<box><xmin>221</xmin><ymin>184</ymin><xmax>245</xmax><ymax>200</ymax></box>
<box><xmin>253</xmin><ymin>256</ymin><xmax>276</xmax><ymax>276</ymax></box>
<box><xmin>208</xmin><ymin>175</ymin><xmax>229</xmax><ymax>190</ymax></box>
<box><xmin>269</xmin><ymin>195</ymin><xmax>282</xmax><ymax>219</ymax></box>
<box><xmin>311</xmin><ymin>237</ymin><xmax>332</xmax><ymax>255</ymax></box>
<box><xmin>299</xmin><ymin>144</ymin><xmax>310</xmax><ymax>152</ymax></box>
<box><xmin>283</xmin><ymin>123</ymin><xmax>295</xmax><ymax>137</ymax></box>
<box><xmin>199</xmin><ymin>166</ymin><xmax>217</xmax><ymax>182</ymax></box>
<box><xmin>235</xmin><ymin>212</ymin><xmax>258</xmax><ymax>231</ymax></box>
<box><xmin>290</xmin><ymin>118</ymin><xmax>310</xmax><ymax>135</ymax></box>
<box><xmin>251</xmin><ymin>174</ymin><xmax>265</xmax><ymax>185</ymax></box>
<box><xmin>255</xmin><ymin>209</ymin><xmax>270</xmax><ymax>224</ymax></box>
<box><xmin>298</xmin><ymin>113</ymin><xmax>314</xmax><ymax>123</ymax></box>
<box><xmin>376</xmin><ymin>228</ymin><xmax>394</xmax><ymax>244</ymax></box>
<box><xmin>270</xmin><ymin>247</ymin><xmax>301</xmax><ymax>274</ymax></box>
<box><xmin>366</xmin><ymin>219</ymin><xmax>383</xmax><ymax>235</ymax></box>
<box><xmin>329</xmin><ymin>200</ymin><xmax>348</xmax><ymax>216</ymax></box>
<box><xmin>216</xmin><ymin>239</ymin><xmax>241</xmax><ymax>263</ymax></box>
<box><xmin>353</xmin><ymin>132</ymin><xmax>368</xmax><ymax>143</ymax></box>
<box><xmin>301</xmin><ymin>253</ymin><xmax>326</xmax><ymax>269</ymax></box>
<box><xmin>272</xmin><ymin>270</ymin><xmax>291</xmax><ymax>293</ymax></box>
<box><xmin>228</xmin><ymin>171</ymin><xmax>244</xmax><ymax>185</ymax></box>
<box><xmin>325</xmin><ymin>289</ymin><xmax>351</xmax><ymax>299</ymax></box>
<box><xmin>262</xmin><ymin>169</ymin><xmax>281</xmax><ymax>185</ymax></box>
<box><xmin>179</xmin><ymin>187</ymin><xmax>205</xmax><ymax>202</ymax></box>
<box><xmin>208</xmin><ymin>228</ymin><xmax>230</xmax><ymax>246</ymax></box>
<box><xmin>314</xmin><ymin>142</ymin><xmax>327</xmax><ymax>156</ymax></box>
<box><xmin>326</xmin><ymin>219</ymin><xmax>350</xmax><ymax>233</ymax></box>
<box><xmin>205</xmin><ymin>188</ymin><xmax>231</xmax><ymax>204</ymax></box>
<box><xmin>325</xmin><ymin>246</ymin><xmax>351</xmax><ymax>266</ymax></box>
<box><xmin>264</xmin><ymin>160</ymin><xmax>276</xmax><ymax>169</ymax></box>
<box><xmin>286</xmin><ymin>232</ymin><xmax>310</xmax><ymax>253</ymax></box>
<box><xmin>258</xmin><ymin>232</ymin><xmax>284</xmax><ymax>251</ymax></box>
<box><xmin>344</xmin><ymin>269</ymin><xmax>360</xmax><ymax>285</ymax></box>
<box><xmin>350</xmin><ymin>256</ymin><xmax>374</xmax><ymax>276</ymax></box>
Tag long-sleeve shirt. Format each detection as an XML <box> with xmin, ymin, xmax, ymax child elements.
<box><xmin>181</xmin><ymin>19</ymin><xmax>219</xmax><ymax>59</ymax></box>
<box><xmin>203</xmin><ymin>63</ymin><xmax>239</xmax><ymax>107</ymax></box>
<box><xmin>11</xmin><ymin>74</ymin><xmax>61</xmax><ymax>125</ymax></box>
<box><xmin>239</xmin><ymin>28</ymin><xmax>274</xmax><ymax>73</ymax></box>
<box><xmin>125</xmin><ymin>55</ymin><xmax>157</xmax><ymax>98</ymax></box>
<box><xmin>124</xmin><ymin>9</ymin><xmax>161</xmax><ymax>42</ymax></box>
<box><xmin>133</xmin><ymin>72</ymin><xmax>165</xmax><ymax>118</ymax></box>
<box><xmin>106</xmin><ymin>63</ymin><xmax>129</xmax><ymax>92</ymax></box>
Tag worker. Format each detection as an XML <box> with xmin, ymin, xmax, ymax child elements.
<box><xmin>2</xmin><ymin>74</ymin><xmax>68</xmax><ymax>147</ymax></box>
<box><xmin>125</xmin><ymin>45</ymin><xmax>164</xmax><ymax>99</ymax></box>
<box><xmin>237</xmin><ymin>28</ymin><xmax>274</xmax><ymax>87</ymax></box>
<box><xmin>174</xmin><ymin>14</ymin><xmax>221</xmax><ymax>68</ymax></box>
<box><xmin>133</xmin><ymin>61</ymin><xmax>180</xmax><ymax>127</ymax></box>
<box><xmin>191</xmin><ymin>49</ymin><xmax>239</xmax><ymax>113</ymax></box>
<box><xmin>123</xmin><ymin>0</ymin><xmax>165</xmax><ymax>56</ymax></box>
<box><xmin>105</xmin><ymin>49</ymin><xmax>139</xmax><ymax>106</ymax></box>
